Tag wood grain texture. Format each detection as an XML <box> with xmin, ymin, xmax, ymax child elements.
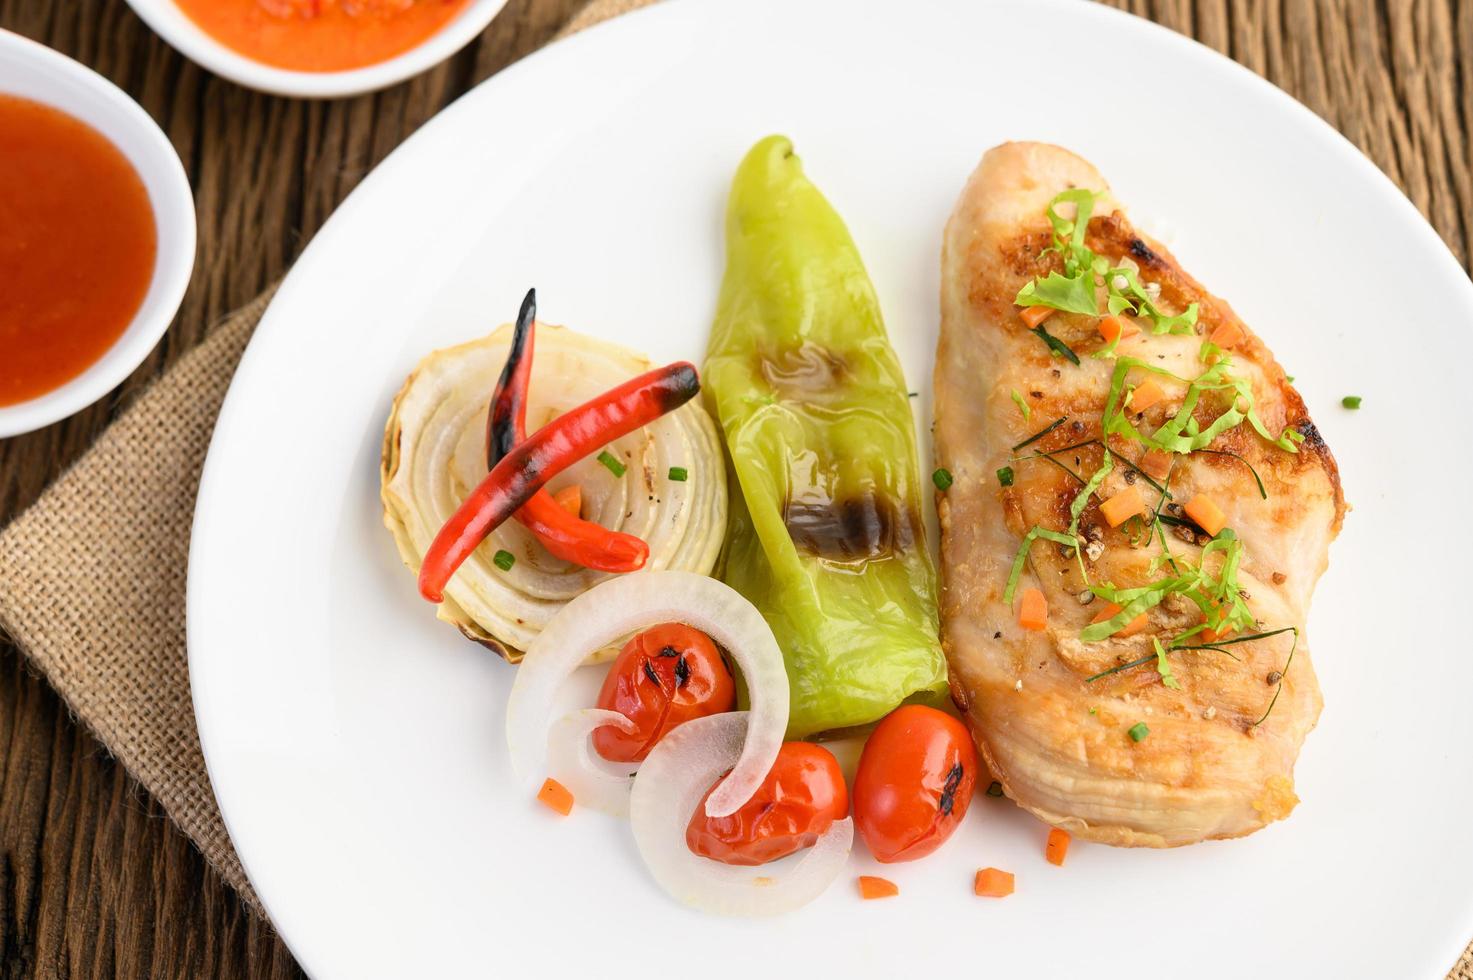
<box><xmin>0</xmin><ymin>0</ymin><xmax>1467</xmax><ymax>977</ymax></box>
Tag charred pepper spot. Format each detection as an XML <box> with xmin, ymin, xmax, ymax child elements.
<box><xmin>641</xmin><ymin>660</ymin><xmax>661</xmax><ymax>686</ymax></box>
<box><xmin>783</xmin><ymin>492</ymin><xmax>918</xmax><ymax>562</ymax></box>
<box><xmin>658</xmin><ymin>645</ymin><xmax>680</xmax><ymax>658</ymax></box>
<box><xmin>675</xmin><ymin>654</ymin><xmax>691</xmax><ymax>688</ymax></box>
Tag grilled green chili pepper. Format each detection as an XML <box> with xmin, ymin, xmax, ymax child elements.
<box><xmin>704</xmin><ymin>135</ymin><xmax>947</xmax><ymax>738</ymax></box>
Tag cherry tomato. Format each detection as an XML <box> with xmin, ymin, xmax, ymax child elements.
<box><xmin>686</xmin><ymin>742</ymin><xmax>849</xmax><ymax>866</ymax></box>
<box><xmin>853</xmin><ymin>705</ymin><xmax>978</xmax><ymax>863</ymax></box>
<box><xmin>592</xmin><ymin>622</ymin><xmax>735</xmax><ymax>763</ymax></box>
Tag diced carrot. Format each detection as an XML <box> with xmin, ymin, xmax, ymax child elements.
<box><xmin>1019</xmin><ymin>306</ymin><xmax>1054</xmax><ymax>329</ymax></box>
<box><xmin>552</xmin><ymin>484</ymin><xmax>582</xmax><ymax>518</ymax></box>
<box><xmin>857</xmin><ymin>875</ymin><xmax>899</xmax><ymax>900</ymax></box>
<box><xmin>1183</xmin><ymin>492</ymin><xmax>1228</xmax><ymax>537</ymax></box>
<box><xmin>1201</xmin><ymin>605</ymin><xmax>1236</xmax><ymax>644</ymax></box>
<box><xmin>1045</xmin><ymin>828</ymin><xmax>1071</xmax><ymax>867</ymax></box>
<box><xmin>1127</xmin><ymin>378</ymin><xmax>1167</xmax><ymax>412</ymax></box>
<box><xmin>1091</xmin><ymin>602</ymin><xmax>1148</xmax><ymax>637</ymax></box>
<box><xmin>974</xmin><ymin>868</ymin><xmax>1015</xmax><ymax>898</ymax></box>
<box><xmin>1201</xmin><ymin>623</ymin><xmax>1236</xmax><ymax>644</ymax></box>
<box><xmin>1098</xmin><ymin>485</ymin><xmax>1144</xmax><ymax>528</ymax></box>
<box><xmin>1209</xmin><ymin>320</ymin><xmax>1245</xmax><ymax>348</ymax></box>
<box><xmin>1138</xmin><ymin>449</ymin><xmax>1173</xmax><ymax>481</ymax></box>
<box><xmin>1097</xmin><ymin>315</ymin><xmax>1139</xmax><ymax>345</ymax></box>
<box><xmin>536</xmin><ymin>777</ymin><xmax>574</xmax><ymax>816</ymax></box>
<box><xmin>1018</xmin><ymin>587</ymin><xmax>1048</xmax><ymax>632</ymax></box>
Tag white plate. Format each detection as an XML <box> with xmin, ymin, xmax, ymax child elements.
<box><xmin>187</xmin><ymin>1</ymin><xmax>1473</xmax><ymax>977</ymax></box>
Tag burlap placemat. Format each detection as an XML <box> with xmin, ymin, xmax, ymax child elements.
<box><xmin>0</xmin><ymin>1</ymin><xmax>1469</xmax><ymax>974</ymax></box>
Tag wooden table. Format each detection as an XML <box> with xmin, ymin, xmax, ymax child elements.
<box><xmin>1</xmin><ymin>1</ymin><xmax>1468</xmax><ymax>976</ymax></box>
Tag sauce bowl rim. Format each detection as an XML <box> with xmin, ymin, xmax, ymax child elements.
<box><xmin>119</xmin><ymin>0</ymin><xmax>511</xmax><ymax>99</ymax></box>
<box><xmin>0</xmin><ymin>30</ymin><xmax>197</xmax><ymax>439</ymax></box>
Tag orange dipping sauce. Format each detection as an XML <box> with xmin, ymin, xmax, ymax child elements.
<box><xmin>175</xmin><ymin>0</ymin><xmax>473</xmax><ymax>73</ymax></box>
<box><xmin>0</xmin><ymin>95</ymin><xmax>157</xmax><ymax>408</ymax></box>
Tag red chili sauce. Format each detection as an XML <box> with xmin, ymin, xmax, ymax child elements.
<box><xmin>0</xmin><ymin>95</ymin><xmax>158</xmax><ymax>407</ymax></box>
<box><xmin>173</xmin><ymin>0</ymin><xmax>473</xmax><ymax>73</ymax></box>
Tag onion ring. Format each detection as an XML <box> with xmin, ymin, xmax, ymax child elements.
<box><xmin>506</xmin><ymin>570</ymin><xmax>788</xmax><ymax>817</ymax></box>
<box><xmin>629</xmin><ymin>712</ymin><xmax>852</xmax><ymax>916</ymax></box>
<box><xmin>544</xmin><ymin>709</ymin><xmax>639</xmax><ymax>816</ymax></box>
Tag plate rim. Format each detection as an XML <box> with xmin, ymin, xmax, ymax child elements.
<box><xmin>187</xmin><ymin>1</ymin><xmax>1473</xmax><ymax>976</ymax></box>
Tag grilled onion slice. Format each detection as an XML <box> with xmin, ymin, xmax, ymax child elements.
<box><xmin>381</xmin><ymin>323</ymin><xmax>726</xmax><ymax>659</ymax></box>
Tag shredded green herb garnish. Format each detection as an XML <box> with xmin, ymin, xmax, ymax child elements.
<box><xmin>1012</xmin><ymin>416</ymin><xmax>1067</xmax><ymax>451</ymax></box>
<box><xmin>1101</xmin><ymin>355</ymin><xmax>1301</xmax><ymax>456</ymax></box>
<box><xmin>996</xmin><ymin>466</ymin><xmax>1015</xmax><ymax>487</ymax></box>
<box><xmin>667</xmin><ymin>466</ymin><xmax>689</xmax><ymax>482</ymax></box>
<box><xmin>1032</xmin><ymin>324</ymin><xmax>1081</xmax><ymax>365</ymax></box>
<box><xmin>1011</xmin><ymin>389</ymin><xmax>1032</xmax><ymax>421</ymax></box>
<box><xmin>1081</xmin><ymin>528</ymin><xmax>1254</xmax><ymax>644</ymax></box>
<box><xmin>1014</xmin><ymin>189</ymin><xmax>1101</xmax><ymax>316</ymax></box>
<box><xmin>1067</xmin><ymin>452</ymin><xmax>1113</xmax><ymax>539</ymax></box>
<box><xmin>1128</xmin><ymin>722</ymin><xmax>1150</xmax><ymax>742</ymax></box>
<box><xmin>1002</xmin><ymin>526</ymin><xmax>1079</xmax><ymax>605</ymax></box>
<box><xmin>597</xmin><ymin>450</ymin><xmax>626</xmax><ymax>477</ymax></box>
<box><xmin>493</xmin><ymin>550</ymin><xmax>516</xmax><ymax>571</ymax></box>
<box><xmin>1104</xmin><ymin>265</ymin><xmax>1198</xmax><ymax>334</ymax></box>
<box><xmin>1153</xmin><ymin>637</ymin><xmax>1182</xmax><ymax>690</ymax></box>
<box><xmin>1013</xmin><ymin>189</ymin><xmax>1197</xmax><ymax>341</ymax></box>
<box><xmin>1342</xmin><ymin>395</ymin><xmax>1362</xmax><ymax>409</ymax></box>
<box><xmin>1017</xmin><ymin>271</ymin><xmax>1099</xmax><ymax>315</ymax></box>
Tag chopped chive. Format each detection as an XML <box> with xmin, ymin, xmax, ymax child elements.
<box><xmin>667</xmin><ymin>466</ymin><xmax>689</xmax><ymax>482</ymax></box>
<box><xmin>1085</xmin><ymin>653</ymin><xmax>1156</xmax><ymax>683</ymax></box>
<box><xmin>908</xmin><ymin>391</ymin><xmax>919</xmax><ymax>399</ymax></box>
<box><xmin>985</xmin><ymin>780</ymin><xmax>1004</xmax><ymax>798</ymax></box>
<box><xmin>1195</xmin><ymin>448</ymin><xmax>1268</xmax><ymax>500</ymax></box>
<box><xmin>1010</xmin><ymin>389</ymin><xmax>1032</xmax><ymax>421</ymax></box>
<box><xmin>996</xmin><ymin>466</ymin><xmax>1015</xmax><ymax>487</ymax></box>
<box><xmin>1011</xmin><ymin>416</ymin><xmax>1067</xmax><ymax>451</ymax></box>
<box><xmin>1031</xmin><ymin>324</ymin><xmax>1081</xmax><ymax>365</ymax></box>
<box><xmin>932</xmin><ymin>467</ymin><xmax>954</xmax><ymax>491</ymax></box>
<box><xmin>597</xmin><ymin>450</ymin><xmax>626</xmax><ymax>477</ymax></box>
<box><xmin>493</xmin><ymin>550</ymin><xmax>516</xmax><ymax>571</ymax></box>
<box><xmin>1285</xmin><ymin>374</ymin><xmax>1296</xmax><ymax>383</ymax></box>
<box><xmin>1127</xmin><ymin>722</ymin><xmax>1150</xmax><ymax>743</ymax></box>
<box><xmin>1341</xmin><ymin>395</ymin><xmax>1362</xmax><ymax>409</ymax></box>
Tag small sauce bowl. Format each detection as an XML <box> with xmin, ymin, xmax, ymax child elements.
<box><xmin>0</xmin><ymin>31</ymin><xmax>196</xmax><ymax>439</ymax></box>
<box><xmin>120</xmin><ymin>0</ymin><xmax>510</xmax><ymax>99</ymax></box>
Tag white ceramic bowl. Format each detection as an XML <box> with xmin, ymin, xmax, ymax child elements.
<box><xmin>120</xmin><ymin>0</ymin><xmax>510</xmax><ymax>99</ymax></box>
<box><xmin>0</xmin><ymin>30</ymin><xmax>196</xmax><ymax>439</ymax></box>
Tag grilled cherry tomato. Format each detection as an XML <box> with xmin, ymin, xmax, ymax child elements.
<box><xmin>592</xmin><ymin>622</ymin><xmax>735</xmax><ymax>763</ymax></box>
<box><xmin>686</xmin><ymin>741</ymin><xmax>848</xmax><ymax>866</ymax></box>
<box><xmin>853</xmin><ymin>705</ymin><xmax>977</xmax><ymax>863</ymax></box>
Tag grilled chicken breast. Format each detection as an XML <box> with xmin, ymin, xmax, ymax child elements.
<box><xmin>935</xmin><ymin>143</ymin><xmax>1345</xmax><ymax>846</ymax></box>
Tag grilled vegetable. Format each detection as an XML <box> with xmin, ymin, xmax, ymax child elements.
<box><xmin>703</xmin><ymin>135</ymin><xmax>947</xmax><ymax>738</ymax></box>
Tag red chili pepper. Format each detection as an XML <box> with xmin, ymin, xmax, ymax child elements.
<box><xmin>486</xmin><ymin>290</ymin><xmax>649</xmax><ymax>573</ymax></box>
<box><xmin>418</xmin><ymin>358</ymin><xmax>700</xmax><ymax>603</ymax></box>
